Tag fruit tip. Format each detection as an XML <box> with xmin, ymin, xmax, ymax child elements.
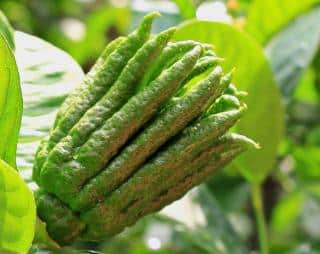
<box><xmin>202</xmin><ymin>43</ymin><xmax>215</xmax><ymax>50</ymax></box>
<box><xmin>229</xmin><ymin>133</ymin><xmax>260</xmax><ymax>151</ymax></box>
<box><xmin>145</xmin><ymin>11</ymin><xmax>161</xmax><ymax>19</ymax></box>
<box><xmin>244</xmin><ymin>138</ymin><xmax>261</xmax><ymax>150</ymax></box>
<box><xmin>237</xmin><ymin>91</ymin><xmax>248</xmax><ymax>98</ymax></box>
<box><xmin>192</xmin><ymin>44</ymin><xmax>204</xmax><ymax>56</ymax></box>
<box><xmin>229</xmin><ymin>67</ymin><xmax>236</xmax><ymax>76</ymax></box>
<box><xmin>216</xmin><ymin>57</ymin><xmax>225</xmax><ymax>62</ymax></box>
<box><xmin>138</xmin><ymin>12</ymin><xmax>161</xmax><ymax>31</ymax></box>
<box><xmin>165</xmin><ymin>26</ymin><xmax>177</xmax><ymax>36</ymax></box>
<box><xmin>255</xmin><ymin>142</ymin><xmax>261</xmax><ymax>149</ymax></box>
<box><xmin>239</xmin><ymin>103</ymin><xmax>248</xmax><ymax>113</ymax></box>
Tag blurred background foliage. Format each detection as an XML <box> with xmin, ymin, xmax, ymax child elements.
<box><xmin>0</xmin><ymin>0</ymin><xmax>320</xmax><ymax>253</ymax></box>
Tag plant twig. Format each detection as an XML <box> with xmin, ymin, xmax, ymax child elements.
<box><xmin>251</xmin><ymin>183</ymin><xmax>269</xmax><ymax>254</ymax></box>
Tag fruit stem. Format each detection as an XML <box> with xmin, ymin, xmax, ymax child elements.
<box><xmin>251</xmin><ymin>183</ymin><xmax>269</xmax><ymax>254</ymax></box>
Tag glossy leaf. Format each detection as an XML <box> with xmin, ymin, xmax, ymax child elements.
<box><xmin>171</xmin><ymin>0</ymin><xmax>196</xmax><ymax>19</ymax></box>
<box><xmin>14</xmin><ymin>31</ymin><xmax>84</xmax><ymax>173</ymax></box>
<box><xmin>195</xmin><ymin>186</ymin><xmax>250</xmax><ymax>254</ymax></box>
<box><xmin>246</xmin><ymin>0</ymin><xmax>320</xmax><ymax>44</ymax></box>
<box><xmin>265</xmin><ymin>6</ymin><xmax>320</xmax><ymax>97</ymax></box>
<box><xmin>173</xmin><ymin>21</ymin><xmax>284</xmax><ymax>183</ymax></box>
<box><xmin>0</xmin><ymin>34</ymin><xmax>22</xmax><ymax>168</ymax></box>
<box><xmin>0</xmin><ymin>159</ymin><xmax>36</xmax><ymax>253</ymax></box>
<box><xmin>0</xmin><ymin>10</ymin><xmax>14</xmax><ymax>50</ymax></box>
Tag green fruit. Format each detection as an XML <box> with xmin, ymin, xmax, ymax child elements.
<box><xmin>36</xmin><ymin>191</ymin><xmax>85</xmax><ymax>245</ymax></box>
<box><xmin>80</xmin><ymin>107</ymin><xmax>246</xmax><ymax>228</ymax></box>
<box><xmin>54</xmin><ymin>36</ymin><xmax>126</xmax><ymax>128</ymax></box>
<box><xmin>40</xmin><ymin>45</ymin><xmax>202</xmax><ymax>203</ymax></box>
<box><xmin>33</xmin><ymin>37</ymin><xmax>125</xmax><ymax>184</ymax></box>
<box><xmin>33</xmin><ymin>12</ymin><xmax>159</xmax><ymax>184</ymax></box>
<box><xmin>39</xmin><ymin>27</ymin><xmax>176</xmax><ymax>201</ymax></box>
<box><xmin>85</xmin><ymin>134</ymin><xmax>258</xmax><ymax>238</ymax></box>
<box><xmin>71</xmin><ymin>66</ymin><xmax>223</xmax><ymax>211</ymax></box>
<box><xmin>34</xmin><ymin>13</ymin><xmax>256</xmax><ymax>246</ymax></box>
<box><xmin>138</xmin><ymin>40</ymin><xmax>202</xmax><ymax>91</ymax></box>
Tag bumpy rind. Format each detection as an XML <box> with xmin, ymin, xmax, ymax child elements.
<box><xmin>34</xmin><ymin>13</ymin><xmax>256</xmax><ymax>246</ymax></box>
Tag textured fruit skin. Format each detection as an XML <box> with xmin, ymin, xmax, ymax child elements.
<box><xmin>40</xmin><ymin>45</ymin><xmax>202</xmax><ymax>204</ymax></box>
<box><xmin>36</xmin><ymin>191</ymin><xmax>85</xmax><ymax>245</ymax></box>
<box><xmin>33</xmin><ymin>13</ymin><xmax>158</xmax><ymax>184</ymax></box>
<box><xmin>83</xmin><ymin>134</ymin><xmax>257</xmax><ymax>238</ymax></box>
<box><xmin>39</xmin><ymin>27</ymin><xmax>177</xmax><ymax>202</ymax></box>
<box><xmin>54</xmin><ymin>36</ymin><xmax>125</xmax><ymax>128</ymax></box>
<box><xmin>34</xmin><ymin>13</ymin><xmax>257</xmax><ymax>246</ymax></box>
<box><xmin>80</xmin><ymin>107</ymin><xmax>246</xmax><ymax>224</ymax></box>
<box><xmin>70</xmin><ymin>66</ymin><xmax>223</xmax><ymax>211</ymax></box>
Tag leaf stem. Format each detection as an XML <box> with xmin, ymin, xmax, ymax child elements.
<box><xmin>251</xmin><ymin>183</ymin><xmax>269</xmax><ymax>254</ymax></box>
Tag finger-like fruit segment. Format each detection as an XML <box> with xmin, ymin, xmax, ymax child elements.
<box><xmin>71</xmin><ymin>66</ymin><xmax>224</xmax><ymax>211</ymax></box>
<box><xmin>33</xmin><ymin>12</ymin><xmax>257</xmax><ymax>246</ymax></box>
<box><xmin>83</xmin><ymin>134</ymin><xmax>257</xmax><ymax>238</ymax></box>
<box><xmin>34</xmin><ymin>12</ymin><xmax>159</xmax><ymax>184</ymax></box>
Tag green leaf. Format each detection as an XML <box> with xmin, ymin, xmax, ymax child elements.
<box><xmin>0</xmin><ymin>159</ymin><xmax>36</xmax><ymax>253</ymax></box>
<box><xmin>33</xmin><ymin>217</ymin><xmax>60</xmax><ymax>251</ymax></box>
<box><xmin>14</xmin><ymin>31</ymin><xmax>84</xmax><ymax>173</ymax></box>
<box><xmin>246</xmin><ymin>0</ymin><xmax>320</xmax><ymax>44</ymax></box>
<box><xmin>294</xmin><ymin>68</ymin><xmax>318</xmax><ymax>103</ymax></box>
<box><xmin>270</xmin><ymin>191</ymin><xmax>303</xmax><ymax>234</ymax></box>
<box><xmin>173</xmin><ymin>21</ymin><xmax>285</xmax><ymax>183</ymax></box>
<box><xmin>301</xmin><ymin>196</ymin><xmax>320</xmax><ymax>240</ymax></box>
<box><xmin>160</xmin><ymin>214</ymin><xmax>243</xmax><ymax>254</ymax></box>
<box><xmin>194</xmin><ymin>186</ymin><xmax>250</xmax><ymax>254</ymax></box>
<box><xmin>293</xmin><ymin>146</ymin><xmax>320</xmax><ymax>182</ymax></box>
<box><xmin>265</xmin><ymin>6</ymin><xmax>320</xmax><ymax>97</ymax></box>
<box><xmin>306</xmin><ymin>127</ymin><xmax>320</xmax><ymax>146</ymax></box>
<box><xmin>171</xmin><ymin>0</ymin><xmax>196</xmax><ymax>19</ymax></box>
<box><xmin>0</xmin><ymin>33</ymin><xmax>22</xmax><ymax>168</ymax></box>
<box><xmin>206</xmin><ymin>173</ymin><xmax>250</xmax><ymax>212</ymax></box>
<box><xmin>75</xmin><ymin>7</ymin><xmax>129</xmax><ymax>63</ymax></box>
<box><xmin>0</xmin><ymin>10</ymin><xmax>15</xmax><ymax>50</ymax></box>
<box><xmin>46</xmin><ymin>6</ymin><xmax>129</xmax><ymax>65</ymax></box>
<box><xmin>289</xmin><ymin>245</ymin><xmax>320</xmax><ymax>254</ymax></box>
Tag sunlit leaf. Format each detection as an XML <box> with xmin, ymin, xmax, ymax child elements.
<box><xmin>173</xmin><ymin>21</ymin><xmax>284</xmax><ymax>183</ymax></box>
<box><xmin>293</xmin><ymin>146</ymin><xmax>320</xmax><ymax>182</ymax></box>
<box><xmin>246</xmin><ymin>0</ymin><xmax>320</xmax><ymax>44</ymax></box>
<box><xmin>171</xmin><ymin>0</ymin><xmax>196</xmax><ymax>19</ymax></box>
<box><xmin>293</xmin><ymin>68</ymin><xmax>318</xmax><ymax>103</ymax></box>
<box><xmin>265</xmin><ymin>6</ymin><xmax>320</xmax><ymax>97</ymax></box>
<box><xmin>0</xmin><ymin>10</ymin><xmax>14</xmax><ymax>50</ymax></box>
<box><xmin>0</xmin><ymin>33</ymin><xmax>22</xmax><ymax>168</ymax></box>
<box><xmin>0</xmin><ymin>159</ymin><xmax>36</xmax><ymax>253</ymax></box>
<box><xmin>14</xmin><ymin>31</ymin><xmax>84</xmax><ymax>174</ymax></box>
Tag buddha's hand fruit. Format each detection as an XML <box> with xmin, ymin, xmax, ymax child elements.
<box><xmin>33</xmin><ymin>12</ymin><xmax>258</xmax><ymax>246</ymax></box>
